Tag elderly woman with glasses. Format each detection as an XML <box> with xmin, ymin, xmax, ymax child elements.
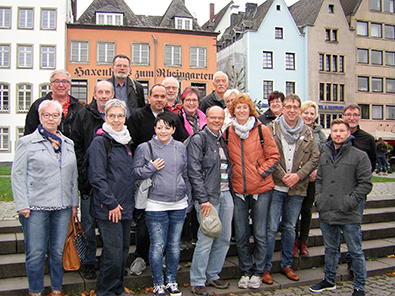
<box><xmin>88</xmin><ymin>99</ymin><xmax>135</xmax><ymax>296</ymax></box>
<box><xmin>178</xmin><ymin>87</ymin><xmax>206</xmax><ymax>136</ymax></box>
<box><xmin>12</xmin><ymin>100</ymin><xmax>79</xmax><ymax>296</ymax></box>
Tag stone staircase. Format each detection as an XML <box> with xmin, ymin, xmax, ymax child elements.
<box><xmin>0</xmin><ymin>191</ymin><xmax>394</xmax><ymax>295</ymax></box>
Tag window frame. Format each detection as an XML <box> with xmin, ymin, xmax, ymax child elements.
<box><xmin>41</xmin><ymin>8</ymin><xmax>56</xmax><ymax>30</ymax></box>
<box><xmin>132</xmin><ymin>42</ymin><xmax>150</xmax><ymax>66</ymax></box>
<box><xmin>0</xmin><ymin>126</ymin><xmax>10</xmax><ymax>152</ymax></box>
<box><xmin>285</xmin><ymin>81</ymin><xmax>295</xmax><ymax>95</ymax></box>
<box><xmin>360</xmin><ymin>104</ymin><xmax>370</xmax><ymax>119</ymax></box>
<box><xmin>39</xmin><ymin>83</ymin><xmax>51</xmax><ymax>98</ymax></box>
<box><xmin>96</xmin><ymin>12</ymin><xmax>123</xmax><ymax>25</ymax></box>
<box><xmin>262</xmin><ymin>51</ymin><xmax>273</xmax><ymax>69</ymax></box>
<box><xmin>275</xmin><ymin>27</ymin><xmax>283</xmax><ymax>39</ymax></box>
<box><xmin>0</xmin><ymin>44</ymin><xmax>10</xmax><ymax>68</ymax></box>
<box><xmin>285</xmin><ymin>52</ymin><xmax>295</xmax><ymax>70</ymax></box>
<box><xmin>371</xmin><ymin>0</ymin><xmax>381</xmax><ymax>11</ymax></box>
<box><xmin>97</xmin><ymin>41</ymin><xmax>115</xmax><ymax>64</ymax></box>
<box><xmin>263</xmin><ymin>80</ymin><xmax>273</xmax><ymax>100</ymax></box>
<box><xmin>372</xmin><ymin>77</ymin><xmax>383</xmax><ymax>92</ymax></box>
<box><xmin>357</xmin><ymin>21</ymin><xmax>369</xmax><ymax>36</ymax></box>
<box><xmin>164</xmin><ymin>44</ymin><xmax>182</xmax><ymax>67</ymax></box>
<box><xmin>358</xmin><ymin>76</ymin><xmax>369</xmax><ymax>92</ymax></box>
<box><xmin>18</xmin><ymin>7</ymin><xmax>34</xmax><ymax>30</ymax></box>
<box><xmin>386</xmin><ymin>51</ymin><xmax>395</xmax><ymax>66</ymax></box>
<box><xmin>386</xmin><ymin>105</ymin><xmax>395</xmax><ymax>120</ymax></box>
<box><xmin>385</xmin><ymin>24</ymin><xmax>395</xmax><ymax>39</ymax></box>
<box><xmin>386</xmin><ymin>78</ymin><xmax>395</xmax><ymax>93</ymax></box>
<box><xmin>190</xmin><ymin>46</ymin><xmax>207</xmax><ymax>69</ymax></box>
<box><xmin>0</xmin><ymin>83</ymin><xmax>9</xmax><ymax>113</ymax></box>
<box><xmin>70</xmin><ymin>40</ymin><xmax>89</xmax><ymax>63</ymax></box>
<box><xmin>40</xmin><ymin>45</ymin><xmax>56</xmax><ymax>69</ymax></box>
<box><xmin>175</xmin><ymin>17</ymin><xmax>192</xmax><ymax>30</ymax></box>
<box><xmin>383</xmin><ymin>0</ymin><xmax>394</xmax><ymax>12</ymax></box>
<box><xmin>319</xmin><ymin>53</ymin><xmax>324</xmax><ymax>71</ymax></box>
<box><xmin>17</xmin><ymin>44</ymin><xmax>33</xmax><ymax>69</ymax></box>
<box><xmin>371</xmin><ymin>22</ymin><xmax>383</xmax><ymax>38</ymax></box>
<box><xmin>16</xmin><ymin>83</ymin><xmax>32</xmax><ymax>113</ymax></box>
<box><xmin>371</xmin><ymin>50</ymin><xmax>383</xmax><ymax>65</ymax></box>
<box><xmin>372</xmin><ymin>105</ymin><xmax>383</xmax><ymax>120</ymax></box>
<box><xmin>70</xmin><ymin>79</ymin><xmax>88</xmax><ymax>103</ymax></box>
<box><xmin>357</xmin><ymin>48</ymin><xmax>369</xmax><ymax>64</ymax></box>
<box><xmin>0</xmin><ymin>7</ymin><xmax>11</xmax><ymax>29</ymax></box>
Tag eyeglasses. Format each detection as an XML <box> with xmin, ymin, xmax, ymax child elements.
<box><xmin>208</xmin><ymin>116</ymin><xmax>224</xmax><ymax>120</ymax></box>
<box><xmin>51</xmin><ymin>80</ymin><xmax>70</xmax><ymax>85</ymax></box>
<box><xmin>114</xmin><ymin>64</ymin><xmax>129</xmax><ymax>68</ymax></box>
<box><xmin>41</xmin><ymin>112</ymin><xmax>61</xmax><ymax>119</ymax></box>
<box><xmin>107</xmin><ymin>114</ymin><xmax>126</xmax><ymax>119</ymax></box>
<box><xmin>283</xmin><ymin>105</ymin><xmax>300</xmax><ymax>110</ymax></box>
<box><xmin>343</xmin><ymin>113</ymin><xmax>360</xmax><ymax>118</ymax></box>
<box><xmin>185</xmin><ymin>99</ymin><xmax>198</xmax><ymax>103</ymax></box>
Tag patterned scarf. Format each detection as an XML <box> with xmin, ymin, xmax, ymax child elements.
<box><xmin>38</xmin><ymin>124</ymin><xmax>62</xmax><ymax>154</ymax></box>
<box><xmin>278</xmin><ymin>115</ymin><xmax>304</xmax><ymax>144</ymax></box>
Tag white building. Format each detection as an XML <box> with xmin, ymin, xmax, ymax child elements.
<box><xmin>0</xmin><ymin>0</ymin><xmax>74</xmax><ymax>163</ymax></box>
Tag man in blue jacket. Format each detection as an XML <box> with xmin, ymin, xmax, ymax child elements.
<box><xmin>310</xmin><ymin>118</ymin><xmax>372</xmax><ymax>296</ymax></box>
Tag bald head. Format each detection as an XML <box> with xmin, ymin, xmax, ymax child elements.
<box><xmin>206</xmin><ymin>106</ymin><xmax>225</xmax><ymax>135</ymax></box>
<box><xmin>94</xmin><ymin>80</ymin><xmax>114</xmax><ymax>112</ymax></box>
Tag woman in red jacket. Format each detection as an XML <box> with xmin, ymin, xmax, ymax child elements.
<box><xmin>224</xmin><ymin>93</ymin><xmax>280</xmax><ymax>290</ymax></box>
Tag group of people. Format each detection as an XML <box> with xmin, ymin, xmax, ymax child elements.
<box><xmin>11</xmin><ymin>53</ymin><xmax>375</xmax><ymax>296</ymax></box>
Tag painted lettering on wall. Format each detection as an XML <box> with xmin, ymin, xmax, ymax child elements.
<box><xmin>73</xmin><ymin>67</ymin><xmax>113</xmax><ymax>77</ymax></box>
<box><xmin>318</xmin><ymin>105</ymin><xmax>344</xmax><ymax>110</ymax></box>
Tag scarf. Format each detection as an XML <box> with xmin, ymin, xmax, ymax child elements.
<box><xmin>232</xmin><ymin>116</ymin><xmax>255</xmax><ymax>140</ymax></box>
<box><xmin>102</xmin><ymin>122</ymin><xmax>131</xmax><ymax>145</ymax></box>
<box><xmin>38</xmin><ymin>124</ymin><xmax>62</xmax><ymax>154</ymax></box>
<box><xmin>279</xmin><ymin>115</ymin><xmax>305</xmax><ymax>144</ymax></box>
<box><xmin>182</xmin><ymin>108</ymin><xmax>206</xmax><ymax>135</ymax></box>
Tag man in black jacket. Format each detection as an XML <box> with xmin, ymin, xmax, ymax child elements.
<box><xmin>24</xmin><ymin>70</ymin><xmax>83</xmax><ymax>137</ymax></box>
<box><xmin>198</xmin><ymin>71</ymin><xmax>229</xmax><ymax>114</ymax></box>
<box><xmin>107</xmin><ymin>53</ymin><xmax>145</xmax><ymax>118</ymax></box>
<box><xmin>70</xmin><ymin>80</ymin><xmax>115</xmax><ymax>279</ymax></box>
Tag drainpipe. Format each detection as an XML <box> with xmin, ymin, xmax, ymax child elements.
<box><xmin>152</xmin><ymin>34</ymin><xmax>158</xmax><ymax>84</ymax></box>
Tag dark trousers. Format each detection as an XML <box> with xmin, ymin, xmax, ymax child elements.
<box><xmin>134</xmin><ymin>214</ymin><xmax>150</xmax><ymax>262</ymax></box>
<box><xmin>296</xmin><ymin>181</ymin><xmax>315</xmax><ymax>244</ymax></box>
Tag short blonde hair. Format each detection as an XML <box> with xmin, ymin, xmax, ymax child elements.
<box><xmin>301</xmin><ymin>100</ymin><xmax>319</xmax><ymax>120</ymax></box>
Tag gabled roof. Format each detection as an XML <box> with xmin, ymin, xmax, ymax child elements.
<box><xmin>78</xmin><ymin>0</ymin><xmax>142</xmax><ymax>26</ymax></box>
<box><xmin>159</xmin><ymin>0</ymin><xmax>202</xmax><ymax>30</ymax></box>
<box><xmin>339</xmin><ymin>0</ymin><xmax>362</xmax><ymax>16</ymax></box>
<box><xmin>242</xmin><ymin>0</ymin><xmax>274</xmax><ymax>31</ymax></box>
<box><xmin>289</xmin><ymin>0</ymin><xmax>324</xmax><ymax>28</ymax></box>
<box><xmin>96</xmin><ymin>5</ymin><xmax>122</xmax><ymax>13</ymax></box>
<box><xmin>202</xmin><ymin>1</ymin><xmax>234</xmax><ymax>31</ymax></box>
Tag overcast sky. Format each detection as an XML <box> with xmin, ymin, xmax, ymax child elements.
<box><xmin>77</xmin><ymin>0</ymin><xmax>299</xmax><ymax>26</ymax></box>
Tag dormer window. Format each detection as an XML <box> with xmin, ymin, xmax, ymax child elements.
<box><xmin>175</xmin><ymin>17</ymin><xmax>192</xmax><ymax>30</ymax></box>
<box><xmin>96</xmin><ymin>12</ymin><xmax>123</xmax><ymax>25</ymax></box>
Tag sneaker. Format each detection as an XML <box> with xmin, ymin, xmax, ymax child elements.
<box><xmin>130</xmin><ymin>257</ymin><xmax>146</xmax><ymax>276</ymax></box>
<box><xmin>309</xmin><ymin>279</ymin><xmax>336</xmax><ymax>293</ymax></box>
<box><xmin>206</xmin><ymin>279</ymin><xmax>230</xmax><ymax>289</ymax></box>
<box><xmin>191</xmin><ymin>286</ymin><xmax>208</xmax><ymax>296</ymax></box>
<box><xmin>165</xmin><ymin>283</ymin><xmax>182</xmax><ymax>296</ymax></box>
<box><xmin>248</xmin><ymin>275</ymin><xmax>262</xmax><ymax>289</ymax></box>
<box><xmin>352</xmin><ymin>289</ymin><xmax>365</xmax><ymax>296</ymax></box>
<box><xmin>82</xmin><ymin>265</ymin><xmax>97</xmax><ymax>280</ymax></box>
<box><xmin>153</xmin><ymin>286</ymin><xmax>166</xmax><ymax>296</ymax></box>
<box><xmin>238</xmin><ymin>276</ymin><xmax>250</xmax><ymax>289</ymax></box>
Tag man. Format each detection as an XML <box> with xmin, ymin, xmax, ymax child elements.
<box><xmin>187</xmin><ymin>106</ymin><xmax>233</xmax><ymax>296</ymax></box>
<box><xmin>70</xmin><ymin>80</ymin><xmax>115</xmax><ymax>279</ymax></box>
<box><xmin>199</xmin><ymin>71</ymin><xmax>229</xmax><ymax>114</ymax></box>
<box><xmin>163</xmin><ymin>77</ymin><xmax>182</xmax><ymax>113</ymax></box>
<box><xmin>24</xmin><ymin>69</ymin><xmax>84</xmax><ymax>137</ymax></box>
<box><xmin>309</xmin><ymin>119</ymin><xmax>372</xmax><ymax>296</ymax></box>
<box><xmin>258</xmin><ymin>91</ymin><xmax>284</xmax><ymax>125</ymax></box>
<box><xmin>264</xmin><ymin>94</ymin><xmax>319</xmax><ymax>283</ymax></box>
<box><xmin>126</xmin><ymin>84</ymin><xmax>188</xmax><ymax>276</ymax></box>
<box><xmin>107</xmin><ymin>53</ymin><xmax>145</xmax><ymax>118</ymax></box>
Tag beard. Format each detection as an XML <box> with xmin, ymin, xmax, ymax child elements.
<box><xmin>115</xmin><ymin>72</ymin><xmax>128</xmax><ymax>80</ymax></box>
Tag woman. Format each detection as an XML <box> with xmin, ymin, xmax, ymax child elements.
<box><xmin>222</xmin><ymin>89</ymin><xmax>240</xmax><ymax>132</ymax></box>
<box><xmin>88</xmin><ymin>99</ymin><xmax>135</xmax><ymax>296</ymax></box>
<box><xmin>133</xmin><ymin>112</ymin><xmax>190</xmax><ymax>296</ymax></box>
<box><xmin>376</xmin><ymin>138</ymin><xmax>389</xmax><ymax>175</ymax></box>
<box><xmin>258</xmin><ymin>91</ymin><xmax>284</xmax><ymax>125</ymax></box>
<box><xmin>11</xmin><ymin>100</ymin><xmax>78</xmax><ymax>296</ymax></box>
<box><xmin>178</xmin><ymin>87</ymin><xmax>206</xmax><ymax>136</ymax></box>
<box><xmin>224</xmin><ymin>94</ymin><xmax>280</xmax><ymax>289</ymax></box>
<box><xmin>294</xmin><ymin>100</ymin><xmax>326</xmax><ymax>257</ymax></box>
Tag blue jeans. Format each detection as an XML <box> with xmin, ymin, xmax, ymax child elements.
<box><xmin>321</xmin><ymin>222</ymin><xmax>366</xmax><ymax>291</ymax></box>
<box><xmin>233</xmin><ymin>191</ymin><xmax>272</xmax><ymax>277</ymax></box>
<box><xmin>19</xmin><ymin>208</ymin><xmax>72</xmax><ymax>294</ymax></box>
<box><xmin>96</xmin><ymin>219</ymin><xmax>132</xmax><ymax>296</ymax></box>
<box><xmin>81</xmin><ymin>195</ymin><xmax>97</xmax><ymax>266</ymax></box>
<box><xmin>190</xmin><ymin>191</ymin><xmax>234</xmax><ymax>286</ymax></box>
<box><xmin>377</xmin><ymin>154</ymin><xmax>387</xmax><ymax>173</ymax></box>
<box><xmin>145</xmin><ymin>209</ymin><xmax>186</xmax><ymax>286</ymax></box>
<box><xmin>264</xmin><ymin>190</ymin><xmax>304</xmax><ymax>270</ymax></box>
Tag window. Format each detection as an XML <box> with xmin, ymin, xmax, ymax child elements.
<box><xmin>97</xmin><ymin>42</ymin><xmax>115</xmax><ymax>63</ymax></box>
<box><xmin>386</xmin><ymin>51</ymin><xmax>395</xmax><ymax>65</ymax></box>
<box><xmin>372</xmin><ymin>105</ymin><xmax>383</xmax><ymax>119</ymax></box>
<box><xmin>386</xmin><ymin>106</ymin><xmax>395</xmax><ymax>120</ymax></box>
<box><xmin>41</xmin><ymin>9</ymin><xmax>56</xmax><ymax>29</ymax></box>
<box><xmin>0</xmin><ymin>7</ymin><xmax>11</xmax><ymax>28</ymax></box>
<box><xmin>385</xmin><ymin>25</ymin><xmax>395</xmax><ymax>39</ymax></box>
<box><xmin>358</xmin><ymin>76</ymin><xmax>369</xmax><ymax>91</ymax></box>
<box><xmin>40</xmin><ymin>46</ymin><xmax>55</xmax><ymax>69</ymax></box>
<box><xmin>371</xmin><ymin>23</ymin><xmax>382</xmax><ymax>37</ymax></box>
<box><xmin>70</xmin><ymin>80</ymin><xmax>88</xmax><ymax>103</ymax></box>
<box><xmin>325</xmin><ymin>28</ymin><xmax>338</xmax><ymax>41</ymax></box>
<box><xmin>387</xmin><ymin>78</ymin><xmax>395</xmax><ymax>93</ymax></box>
<box><xmin>18</xmin><ymin>8</ymin><xmax>33</xmax><ymax>29</ymax></box>
<box><xmin>329</xmin><ymin>4</ymin><xmax>334</xmax><ymax>13</ymax></box>
<box><xmin>319</xmin><ymin>83</ymin><xmax>325</xmax><ymax>100</ymax></box>
<box><xmin>326</xmin><ymin>55</ymin><xmax>331</xmax><ymax>71</ymax></box>
<box><xmin>0</xmin><ymin>83</ymin><xmax>9</xmax><ymax>112</ymax></box>
<box><xmin>175</xmin><ymin>17</ymin><xmax>192</xmax><ymax>30</ymax></box>
<box><xmin>0</xmin><ymin>44</ymin><xmax>10</xmax><ymax>68</ymax></box>
<box><xmin>70</xmin><ymin>41</ymin><xmax>88</xmax><ymax>63</ymax></box>
<box><xmin>339</xmin><ymin>56</ymin><xmax>344</xmax><ymax>72</ymax></box>
<box><xmin>18</xmin><ymin>45</ymin><xmax>32</xmax><ymax>68</ymax></box>
<box><xmin>333</xmin><ymin>84</ymin><xmax>338</xmax><ymax>101</ymax></box>
<box><xmin>17</xmin><ymin>84</ymin><xmax>32</xmax><ymax>112</ymax></box>
<box><xmin>332</xmin><ymin>55</ymin><xmax>338</xmax><ymax>72</ymax></box>
<box><xmin>372</xmin><ymin>77</ymin><xmax>383</xmax><ymax>92</ymax></box>
<box><xmin>360</xmin><ymin>104</ymin><xmax>370</xmax><ymax>119</ymax></box>
<box><xmin>277</xmin><ymin>4</ymin><xmax>281</xmax><ymax>10</ymax></box>
<box><xmin>384</xmin><ymin>0</ymin><xmax>394</xmax><ymax>12</ymax></box>
<box><xmin>96</xmin><ymin>13</ymin><xmax>123</xmax><ymax>25</ymax></box>
<box><xmin>132</xmin><ymin>43</ymin><xmax>149</xmax><ymax>65</ymax></box>
<box><xmin>286</xmin><ymin>81</ymin><xmax>295</xmax><ymax>94</ymax></box>
<box><xmin>190</xmin><ymin>47</ymin><xmax>207</xmax><ymax>68</ymax></box>
<box><xmin>371</xmin><ymin>0</ymin><xmax>381</xmax><ymax>10</ymax></box>
<box><xmin>319</xmin><ymin>54</ymin><xmax>324</xmax><ymax>71</ymax></box>
<box><xmin>262</xmin><ymin>51</ymin><xmax>273</xmax><ymax>69</ymax></box>
<box><xmin>0</xmin><ymin>127</ymin><xmax>9</xmax><ymax>151</ymax></box>
<box><xmin>165</xmin><ymin>45</ymin><xmax>181</xmax><ymax>67</ymax></box>
<box><xmin>357</xmin><ymin>48</ymin><xmax>369</xmax><ymax>63</ymax></box>
<box><xmin>285</xmin><ymin>53</ymin><xmax>295</xmax><ymax>70</ymax></box>
<box><xmin>339</xmin><ymin>84</ymin><xmax>345</xmax><ymax>101</ymax></box>
<box><xmin>332</xmin><ymin>29</ymin><xmax>338</xmax><ymax>41</ymax></box>
<box><xmin>263</xmin><ymin>81</ymin><xmax>273</xmax><ymax>99</ymax></box>
<box><xmin>325</xmin><ymin>29</ymin><xmax>331</xmax><ymax>41</ymax></box>
<box><xmin>371</xmin><ymin>50</ymin><xmax>383</xmax><ymax>65</ymax></box>
<box><xmin>326</xmin><ymin>84</ymin><xmax>331</xmax><ymax>101</ymax></box>
<box><xmin>357</xmin><ymin>21</ymin><xmax>368</xmax><ymax>36</ymax></box>
<box><xmin>40</xmin><ymin>84</ymin><xmax>50</xmax><ymax>97</ymax></box>
<box><xmin>275</xmin><ymin>27</ymin><xmax>283</xmax><ymax>39</ymax></box>
<box><xmin>16</xmin><ymin>127</ymin><xmax>24</xmax><ymax>141</ymax></box>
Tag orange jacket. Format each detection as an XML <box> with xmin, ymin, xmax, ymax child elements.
<box><xmin>224</xmin><ymin>119</ymin><xmax>280</xmax><ymax>195</ymax></box>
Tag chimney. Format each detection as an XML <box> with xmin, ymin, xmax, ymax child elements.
<box><xmin>245</xmin><ymin>3</ymin><xmax>258</xmax><ymax>15</ymax></box>
<box><xmin>210</xmin><ymin>3</ymin><xmax>215</xmax><ymax>22</ymax></box>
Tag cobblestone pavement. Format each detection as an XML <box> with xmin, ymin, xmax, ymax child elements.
<box><xmin>234</xmin><ymin>274</ymin><xmax>395</xmax><ymax>295</ymax></box>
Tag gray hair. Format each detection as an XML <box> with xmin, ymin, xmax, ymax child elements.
<box><xmin>162</xmin><ymin>76</ymin><xmax>178</xmax><ymax>86</ymax></box>
<box><xmin>38</xmin><ymin>100</ymin><xmax>62</xmax><ymax>115</ymax></box>
<box><xmin>213</xmin><ymin>71</ymin><xmax>228</xmax><ymax>82</ymax></box>
<box><xmin>224</xmin><ymin>89</ymin><xmax>240</xmax><ymax>100</ymax></box>
<box><xmin>105</xmin><ymin>99</ymin><xmax>126</xmax><ymax>115</ymax></box>
<box><xmin>50</xmin><ymin>70</ymin><xmax>71</xmax><ymax>83</ymax></box>
<box><xmin>94</xmin><ymin>80</ymin><xmax>114</xmax><ymax>94</ymax></box>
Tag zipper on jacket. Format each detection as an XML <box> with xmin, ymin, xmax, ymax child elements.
<box><xmin>241</xmin><ymin>139</ymin><xmax>247</xmax><ymax>195</ymax></box>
